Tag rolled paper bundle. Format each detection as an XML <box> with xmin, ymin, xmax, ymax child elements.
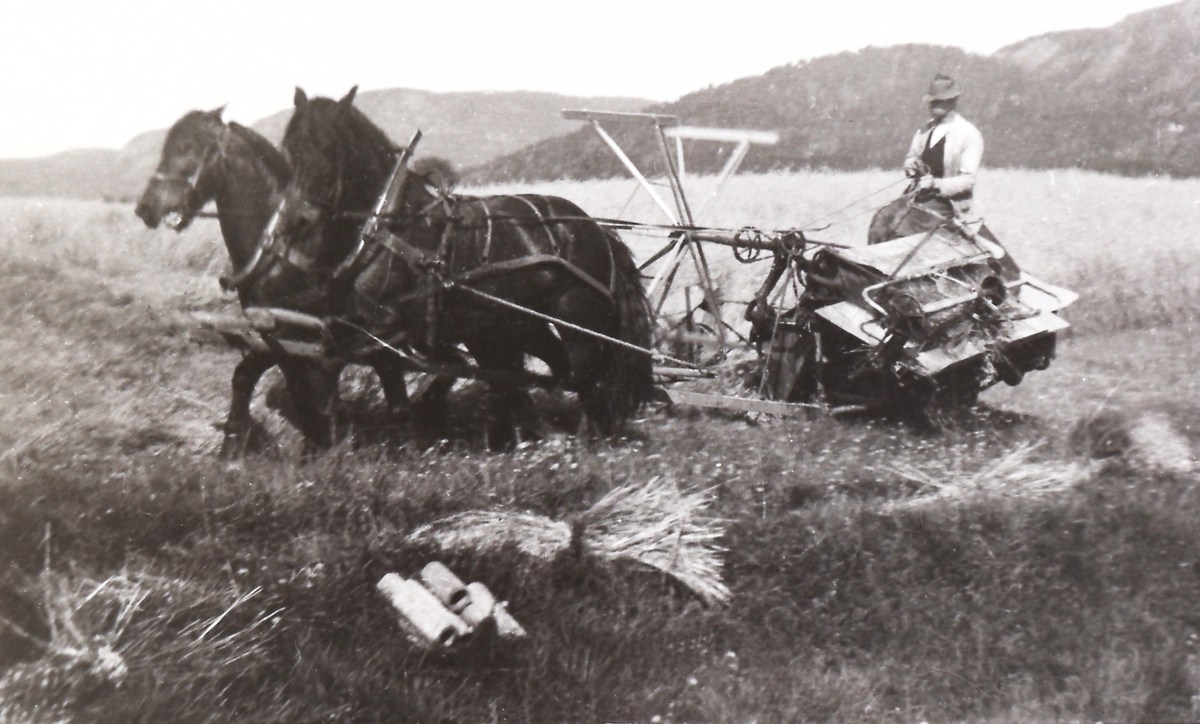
<box><xmin>459</xmin><ymin>582</ymin><xmax>496</xmax><ymax>628</ymax></box>
<box><xmin>377</xmin><ymin>573</ymin><xmax>470</xmax><ymax>647</ymax></box>
<box><xmin>419</xmin><ymin>561</ymin><xmax>470</xmax><ymax>613</ymax></box>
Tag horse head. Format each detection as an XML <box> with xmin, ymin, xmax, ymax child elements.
<box><xmin>136</xmin><ymin>107</ymin><xmax>229</xmax><ymax>231</ymax></box>
<box><xmin>255</xmin><ymin>87</ymin><xmax>406</xmax><ymax>280</ymax></box>
<box><xmin>260</xmin><ymin>89</ymin><xmax>385</xmax><ymax>259</ymax></box>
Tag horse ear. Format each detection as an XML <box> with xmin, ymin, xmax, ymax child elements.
<box><xmin>294</xmin><ymin>87</ymin><xmax>308</xmax><ymax>108</ymax></box>
<box><xmin>339</xmin><ymin>86</ymin><xmax>358</xmax><ymax>110</ymax></box>
<box><xmin>208</xmin><ymin>105</ymin><xmax>226</xmax><ymax>120</ymax></box>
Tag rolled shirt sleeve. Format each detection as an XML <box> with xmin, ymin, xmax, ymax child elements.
<box><xmin>903</xmin><ymin>128</ymin><xmax>928</xmax><ymax>177</ymax></box>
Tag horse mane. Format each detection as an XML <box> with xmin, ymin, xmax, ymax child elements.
<box><xmin>283</xmin><ymin>97</ymin><xmax>397</xmax><ymax>210</ymax></box>
<box><xmin>343</xmin><ymin>108</ymin><xmax>398</xmax><ymax>206</ymax></box>
<box><xmin>228</xmin><ymin>122</ymin><xmax>290</xmax><ymax>183</ymax></box>
<box><xmin>164</xmin><ymin>110</ymin><xmax>224</xmax><ymax>149</ymax></box>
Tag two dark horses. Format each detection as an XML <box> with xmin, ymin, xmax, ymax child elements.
<box><xmin>135</xmin><ymin>108</ymin><xmax>420</xmax><ymax>455</ymax></box>
<box><xmin>137</xmin><ymin>89</ymin><xmax>653</xmax><ymax>454</ymax></box>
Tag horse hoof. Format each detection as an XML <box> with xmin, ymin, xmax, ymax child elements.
<box><xmin>219</xmin><ymin>431</ymin><xmax>249</xmax><ymax>460</ymax></box>
<box><xmin>483</xmin><ymin>423</ymin><xmax>518</xmax><ymax>452</ymax></box>
<box><xmin>219</xmin><ymin>419</ymin><xmax>271</xmax><ymax>459</ymax></box>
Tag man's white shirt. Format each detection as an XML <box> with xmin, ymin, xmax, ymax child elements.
<box><xmin>902</xmin><ymin>111</ymin><xmax>984</xmax><ymax>202</ymax></box>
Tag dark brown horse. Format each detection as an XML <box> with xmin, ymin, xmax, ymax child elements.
<box><xmin>135</xmin><ymin>108</ymin><xmax>420</xmax><ymax>456</ymax></box>
<box><xmin>267</xmin><ymin>87</ymin><xmax>655</xmax><ymax>446</ymax></box>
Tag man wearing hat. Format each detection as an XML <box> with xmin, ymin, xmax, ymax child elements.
<box><xmin>903</xmin><ymin>74</ymin><xmax>984</xmax><ymax>219</ymax></box>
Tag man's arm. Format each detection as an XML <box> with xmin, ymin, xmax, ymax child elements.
<box><xmin>902</xmin><ymin>128</ymin><xmax>928</xmax><ymax>177</ymax></box>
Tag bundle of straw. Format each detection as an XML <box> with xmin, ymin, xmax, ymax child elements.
<box><xmin>407</xmin><ymin>477</ymin><xmax>730</xmax><ymax>605</ymax></box>
<box><xmin>884</xmin><ymin>443</ymin><xmax>1086</xmax><ymax>511</ymax></box>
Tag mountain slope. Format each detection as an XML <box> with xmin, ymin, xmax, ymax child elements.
<box><xmin>6</xmin><ymin>1</ymin><xmax>1200</xmax><ymax>200</ymax></box>
<box><xmin>469</xmin><ymin>45</ymin><xmax>1022</xmax><ymax>182</ymax></box>
<box><xmin>471</xmin><ymin>0</ymin><xmax>1200</xmax><ymax>181</ymax></box>
<box><xmin>990</xmin><ymin>0</ymin><xmax>1200</xmax><ymax>174</ymax></box>
<box><xmin>250</xmin><ymin>88</ymin><xmax>649</xmax><ymax>168</ymax></box>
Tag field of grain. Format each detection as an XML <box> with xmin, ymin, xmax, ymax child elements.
<box><xmin>477</xmin><ymin>168</ymin><xmax>1200</xmax><ymax>336</ymax></box>
<box><xmin>2</xmin><ymin>169</ymin><xmax>1200</xmax><ymax>723</ymax></box>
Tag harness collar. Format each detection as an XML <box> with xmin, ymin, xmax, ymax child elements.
<box><xmin>220</xmin><ymin>195</ymin><xmax>285</xmax><ymax>291</ymax></box>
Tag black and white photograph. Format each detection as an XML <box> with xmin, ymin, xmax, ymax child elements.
<box><xmin>1</xmin><ymin>1</ymin><xmax>1198</xmax><ymax>721</ymax></box>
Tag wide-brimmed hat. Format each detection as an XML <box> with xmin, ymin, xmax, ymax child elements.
<box><xmin>924</xmin><ymin>74</ymin><xmax>961</xmax><ymax>103</ymax></box>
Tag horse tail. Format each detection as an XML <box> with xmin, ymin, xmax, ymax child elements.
<box><xmin>600</xmin><ymin>230</ymin><xmax>656</xmax><ymax>430</ymax></box>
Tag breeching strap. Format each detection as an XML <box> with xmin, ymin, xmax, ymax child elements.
<box><xmin>451</xmin><ymin>283</ymin><xmax>700</xmax><ymax>370</ymax></box>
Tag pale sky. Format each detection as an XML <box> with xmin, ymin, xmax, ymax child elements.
<box><xmin>0</xmin><ymin>0</ymin><xmax>1179</xmax><ymax>158</ymax></box>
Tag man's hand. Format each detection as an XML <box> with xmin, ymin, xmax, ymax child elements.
<box><xmin>905</xmin><ymin>161</ymin><xmax>930</xmax><ymax>179</ymax></box>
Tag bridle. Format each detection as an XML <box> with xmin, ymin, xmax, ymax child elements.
<box><xmin>151</xmin><ymin>124</ymin><xmax>230</xmax><ymax>203</ymax></box>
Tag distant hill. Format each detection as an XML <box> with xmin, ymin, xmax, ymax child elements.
<box><xmin>471</xmin><ymin>0</ymin><xmax>1200</xmax><ymax>182</ymax></box>
<box><xmin>470</xmin><ymin>45</ymin><xmax>1014</xmax><ymax>182</ymax></box>
<box><xmin>7</xmin><ymin>1</ymin><xmax>1200</xmax><ymax>201</ymax></box>
<box><xmin>0</xmin><ymin>149</ymin><xmax>148</xmax><ymax>201</ymax></box>
<box><xmin>989</xmin><ymin>0</ymin><xmax>1200</xmax><ymax>174</ymax></box>
<box><xmin>248</xmin><ymin>88</ymin><xmax>650</xmax><ymax>168</ymax></box>
<box><xmin>0</xmin><ymin>89</ymin><xmax>649</xmax><ymax>202</ymax></box>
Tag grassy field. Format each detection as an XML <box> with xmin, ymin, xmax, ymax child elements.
<box><xmin>2</xmin><ymin>169</ymin><xmax>1200</xmax><ymax>723</ymax></box>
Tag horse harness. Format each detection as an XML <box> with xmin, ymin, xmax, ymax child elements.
<box><xmin>152</xmin><ymin>122</ymin><xmax>231</xmax><ymax>208</ymax></box>
<box><xmin>222</xmin><ymin>148</ymin><xmax>621</xmax><ymax>357</ymax></box>
<box><xmin>341</xmin><ymin>187</ymin><xmax>621</xmax><ymax>352</ymax></box>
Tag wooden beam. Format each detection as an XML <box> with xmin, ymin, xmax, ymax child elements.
<box><xmin>562</xmin><ymin>109</ymin><xmax>679</xmax><ymax>126</ymax></box>
<box><xmin>666</xmin><ymin>389</ymin><xmax>817</xmax><ymax>417</ymax></box>
<box><xmin>664</xmin><ymin>126</ymin><xmax>779</xmax><ymax>145</ymax></box>
<box><xmin>588</xmin><ymin>120</ymin><xmax>679</xmax><ymax>225</ymax></box>
<box><xmin>667</xmin><ymin>390</ymin><xmax>867</xmax><ymax>418</ymax></box>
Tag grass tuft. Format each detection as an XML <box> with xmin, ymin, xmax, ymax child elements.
<box><xmin>3</xmin><ymin>175</ymin><xmax>1200</xmax><ymax>721</ymax></box>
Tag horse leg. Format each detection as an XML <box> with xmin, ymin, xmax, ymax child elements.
<box><xmin>361</xmin><ymin>349</ymin><xmax>411</xmax><ymax>416</ymax></box>
<box><xmin>220</xmin><ymin>350</ymin><xmax>276</xmax><ymax>459</ymax></box>
<box><xmin>271</xmin><ymin>351</ymin><xmax>342</xmax><ymax>452</ymax></box>
<box><xmin>552</xmin><ymin>288</ymin><xmax>621</xmax><ymax>438</ymax></box>
<box><xmin>465</xmin><ymin>340</ymin><xmax>535</xmax><ymax>451</ymax></box>
<box><xmin>410</xmin><ymin>372</ymin><xmax>457</xmax><ymax>431</ymax></box>
<box><xmin>569</xmin><ymin>339</ymin><xmax>615</xmax><ymax>438</ymax></box>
